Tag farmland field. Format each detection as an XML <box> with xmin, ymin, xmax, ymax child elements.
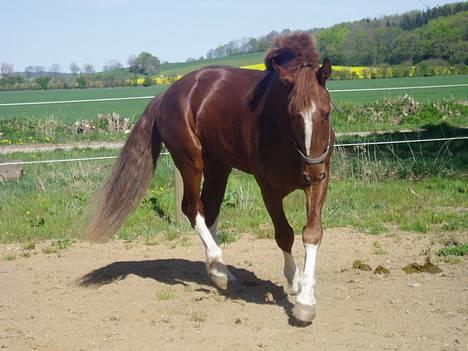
<box><xmin>0</xmin><ymin>75</ymin><xmax>466</xmax><ymax>123</ymax></box>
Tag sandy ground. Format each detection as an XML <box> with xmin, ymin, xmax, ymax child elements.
<box><xmin>1</xmin><ymin>228</ymin><xmax>467</xmax><ymax>351</ymax></box>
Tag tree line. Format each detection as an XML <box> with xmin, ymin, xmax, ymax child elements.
<box><xmin>0</xmin><ymin>52</ymin><xmax>162</xmax><ymax>90</ymax></box>
<box><xmin>206</xmin><ymin>2</ymin><xmax>468</xmax><ymax>66</ymax></box>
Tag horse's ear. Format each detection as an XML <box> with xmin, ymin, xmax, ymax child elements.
<box><xmin>272</xmin><ymin>60</ymin><xmax>294</xmax><ymax>85</ymax></box>
<box><xmin>265</xmin><ymin>47</ymin><xmax>295</xmax><ymax>85</ymax></box>
<box><xmin>316</xmin><ymin>58</ymin><xmax>332</xmax><ymax>87</ymax></box>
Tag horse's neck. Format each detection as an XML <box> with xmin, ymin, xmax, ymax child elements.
<box><xmin>257</xmin><ymin>80</ymin><xmax>297</xmax><ymax>163</ymax></box>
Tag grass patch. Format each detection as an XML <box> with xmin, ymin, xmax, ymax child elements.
<box><xmin>22</xmin><ymin>241</ymin><xmax>35</xmax><ymax>250</ymax></box>
<box><xmin>190</xmin><ymin>311</ymin><xmax>207</xmax><ymax>323</ymax></box>
<box><xmin>3</xmin><ymin>255</ymin><xmax>16</xmax><ymax>261</ymax></box>
<box><xmin>217</xmin><ymin>231</ymin><xmax>240</xmax><ymax>245</ymax></box>
<box><xmin>155</xmin><ymin>287</ymin><xmax>175</xmax><ymax>301</ymax></box>
<box><xmin>373</xmin><ymin>241</ymin><xmax>386</xmax><ymax>255</ymax></box>
<box><xmin>42</xmin><ymin>246</ymin><xmax>58</xmax><ymax>254</ymax></box>
<box><xmin>41</xmin><ymin>238</ymin><xmax>74</xmax><ymax>254</ymax></box>
<box><xmin>438</xmin><ymin>244</ymin><xmax>468</xmax><ymax>257</ymax></box>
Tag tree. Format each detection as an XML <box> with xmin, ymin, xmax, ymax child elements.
<box><xmin>103</xmin><ymin>60</ymin><xmax>122</xmax><ymax>71</ymax></box>
<box><xmin>128</xmin><ymin>52</ymin><xmax>160</xmax><ymax>76</ymax></box>
<box><xmin>1</xmin><ymin>63</ymin><xmax>14</xmax><ymax>78</ymax></box>
<box><xmin>142</xmin><ymin>76</ymin><xmax>153</xmax><ymax>86</ymax></box>
<box><xmin>49</xmin><ymin>64</ymin><xmax>61</xmax><ymax>75</ymax></box>
<box><xmin>83</xmin><ymin>63</ymin><xmax>95</xmax><ymax>74</ymax></box>
<box><xmin>34</xmin><ymin>76</ymin><xmax>51</xmax><ymax>90</ymax></box>
<box><xmin>70</xmin><ymin>62</ymin><xmax>80</xmax><ymax>75</ymax></box>
<box><xmin>34</xmin><ymin>66</ymin><xmax>45</xmax><ymax>73</ymax></box>
<box><xmin>76</xmin><ymin>75</ymin><xmax>87</xmax><ymax>88</ymax></box>
<box><xmin>25</xmin><ymin>66</ymin><xmax>35</xmax><ymax>79</ymax></box>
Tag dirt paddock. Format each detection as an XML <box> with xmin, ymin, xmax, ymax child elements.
<box><xmin>1</xmin><ymin>228</ymin><xmax>466</xmax><ymax>351</ymax></box>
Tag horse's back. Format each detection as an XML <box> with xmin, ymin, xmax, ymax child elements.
<box><xmin>158</xmin><ymin>65</ymin><xmax>265</xmax><ymax>171</ymax></box>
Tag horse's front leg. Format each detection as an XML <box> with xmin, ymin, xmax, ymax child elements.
<box><xmin>293</xmin><ymin>164</ymin><xmax>330</xmax><ymax>323</ymax></box>
<box><xmin>260</xmin><ymin>186</ymin><xmax>302</xmax><ymax>295</ymax></box>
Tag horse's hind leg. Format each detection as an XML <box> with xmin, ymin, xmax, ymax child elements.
<box><xmin>173</xmin><ymin>151</ymin><xmax>234</xmax><ymax>290</ymax></box>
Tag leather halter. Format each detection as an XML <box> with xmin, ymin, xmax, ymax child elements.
<box><xmin>296</xmin><ymin>111</ymin><xmax>333</xmax><ymax>165</ymax></box>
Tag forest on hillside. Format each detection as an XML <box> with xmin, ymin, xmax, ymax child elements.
<box><xmin>206</xmin><ymin>2</ymin><xmax>468</xmax><ymax>66</ymax></box>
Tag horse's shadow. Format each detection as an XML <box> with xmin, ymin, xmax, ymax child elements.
<box><xmin>78</xmin><ymin>258</ymin><xmax>304</xmax><ymax>325</ymax></box>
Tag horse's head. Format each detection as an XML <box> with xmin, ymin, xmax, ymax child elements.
<box><xmin>267</xmin><ymin>43</ymin><xmax>333</xmax><ymax>174</ymax></box>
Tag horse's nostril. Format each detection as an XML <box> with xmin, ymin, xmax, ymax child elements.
<box><xmin>319</xmin><ymin>172</ymin><xmax>326</xmax><ymax>180</ymax></box>
<box><xmin>304</xmin><ymin>174</ymin><xmax>311</xmax><ymax>183</ymax></box>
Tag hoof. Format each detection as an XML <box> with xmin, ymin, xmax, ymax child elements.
<box><xmin>207</xmin><ymin>261</ymin><xmax>236</xmax><ymax>290</ymax></box>
<box><xmin>292</xmin><ymin>302</ymin><xmax>316</xmax><ymax>323</ymax></box>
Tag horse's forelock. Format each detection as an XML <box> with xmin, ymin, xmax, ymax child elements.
<box><xmin>265</xmin><ymin>32</ymin><xmax>319</xmax><ymax>72</ymax></box>
<box><xmin>288</xmin><ymin>68</ymin><xmax>318</xmax><ymax>115</ymax></box>
<box><xmin>250</xmin><ymin>31</ymin><xmax>320</xmax><ymax>112</ymax></box>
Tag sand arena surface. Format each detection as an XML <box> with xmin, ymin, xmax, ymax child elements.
<box><xmin>1</xmin><ymin>228</ymin><xmax>467</xmax><ymax>351</ymax></box>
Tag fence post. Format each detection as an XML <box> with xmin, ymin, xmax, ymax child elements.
<box><xmin>0</xmin><ymin>162</ymin><xmax>23</xmax><ymax>182</ymax></box>
<box><xmin>174</xmin><ymin>166</ymin><xmax>184</xmax><ymax>224</ymax></box>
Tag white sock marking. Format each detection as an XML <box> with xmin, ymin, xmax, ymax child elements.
<box><xmin>208</xmin><ymin>216</ymin><xmax>220</xmax><ymax>244</ymax></box>
<box><xmin>300</xmin><ymin>102</ymin><xmax>317</xmax><ymax>156</ymax></box>
<box><xmin>283</xmin><ymin>251</ymin><xmax>302</xmax><ymax>294</ymax></box>
<box><xmin>297</xmin><ymin>243</ymin><xmax>319</xmax><ymax>306</ymax></box>
<box><xmin>195</xmin><ymin>213</ymin><xmax>222</xmax><ymax>262</ymax></box>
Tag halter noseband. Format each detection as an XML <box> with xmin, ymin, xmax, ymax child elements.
<box><xmin>295</xmin><ymin>111</ymin><xmax>333</xmax><ymax>165</ymax></box>
<box><xmin>295</xmin><ymin>87</ymin><xmax>335</xmax><ymax>165</ymax></box>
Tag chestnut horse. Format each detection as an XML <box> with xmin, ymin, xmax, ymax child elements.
<box><xmin>88</xmin><ymin>32</ymin><xmax>334</xmax><ymax>323</ymax></box>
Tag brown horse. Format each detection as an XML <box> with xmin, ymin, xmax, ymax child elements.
<box><xmin>88</xmin><ymin>32</ymin><xmax>334</xmax><ymax>323</ymax></box>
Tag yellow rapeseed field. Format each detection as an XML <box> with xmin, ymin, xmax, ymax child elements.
<box><xmin>240</xmin><ymin>63</ymin><xmax>422</xmax><ymax>79</ymax></box>
<box><xmin>240</xmin><ymin>63</ymin><xmax>373</xmax><ymax>78</ymax></box>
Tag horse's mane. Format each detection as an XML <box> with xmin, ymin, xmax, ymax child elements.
<box><xmin>249</xmin><ymin>31</ymin><xmax>319</xmax><ymax>111</ymax></box>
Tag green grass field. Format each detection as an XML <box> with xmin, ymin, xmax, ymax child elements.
<box><xmin>0</xmin><ymin>86</ymin><xmax>167</xmax><ymax>123</ymax></box>
<box><xmin>0</xmin><ymin>75</ymin><xmax>466</xmax><ymax>124</ymax></box>
<box><xmin>1</xmin><ymin>145</ymin><xmax>467</xmax><ymax>243</ymax></box>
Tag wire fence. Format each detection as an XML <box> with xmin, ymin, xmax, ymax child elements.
<box><xmin>1</xmin><ymin>137</ymin><xmax>467</xmax><ymax>167</ymax></box>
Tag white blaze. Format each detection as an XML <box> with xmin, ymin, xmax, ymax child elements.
<box><xmin>300</xmin><ymin>102</ymin><xmax>317</xmax><ymax>156</ymax></box>
<box><xmin>296</xmin><ymin>243</ymin><xmax>319</xmax><ymax>306</ymax></box>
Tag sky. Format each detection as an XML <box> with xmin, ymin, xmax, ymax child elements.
<box><xmin>0</xmin><ymin>0</ymin><xmax>461</xmax><ymax>72</ymax></box>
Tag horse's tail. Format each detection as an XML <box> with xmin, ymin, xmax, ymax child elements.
<box><xmin>86</xmin><ymin>96</ymin><xmax>163</xmax><ymax>242</ymax></box>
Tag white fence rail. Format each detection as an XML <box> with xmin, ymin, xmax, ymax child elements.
<box><xmin>1</xmin><ymin>84</ymin><xmax>466</xmax><ymax>107</ymax></box>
